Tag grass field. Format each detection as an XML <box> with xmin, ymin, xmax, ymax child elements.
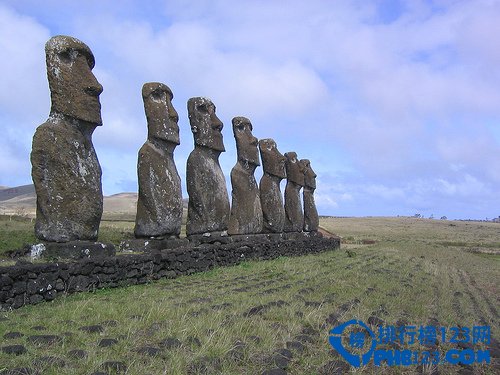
<box><xmin>0</xmin><ymin>217</ymin><xmax>498</xmax><ymax>374</ymax></box>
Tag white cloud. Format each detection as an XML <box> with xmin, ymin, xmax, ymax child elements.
<box><xmin>0</xmin><ymin>5</ymin><xmax>49</xmax><ymax>119</ymax></box>
<box><xmin>0</xmin><ymin>0</ymin><xmax>499</xmax><ymax>219</ymax></box>
<box><xmin>436</xmin><ymin>174</ymin><xmax>488</xmax><ymax>197</ymax></box>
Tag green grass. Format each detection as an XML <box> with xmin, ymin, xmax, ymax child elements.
<box><xmin>0</xmin><ymin>217</ymin><xmax>498</xmax><ymax>374</ymax></box>
<box><xmin>0</xmin><ymin>215</ymin><xmax>37</xmax><ymax>258</ymax></box>
<box><xmin>0</xmin><ymin>217</ymin><xmax>135</xmax><ymax>260</ymax></box>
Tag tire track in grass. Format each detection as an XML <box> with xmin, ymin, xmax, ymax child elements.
<box><xmin>449</xmin><ymin>271</ymin><xmax>465</xmax><ymax>322</ymax></box>
<box><xmin>459</xmin><ymin>270</ymin><xmax>498</xmax><ymax>324</ymax></box>
<box><xmin>455</xmin><ymin>269</ymin><xmax>490</xmax><ymax>326</ymax></box>
<box><xmin>466</xmin><ymin>271</ymin><xmax>499</xmax><ymax>319</ymax></box>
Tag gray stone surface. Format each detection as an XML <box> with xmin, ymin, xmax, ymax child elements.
<box><xmin>283</xmin><ymin>152</ymin><xmax>304</xmax><ymax>232</ymax></box>
<box><xmin>230</xmin><ymin>233</ymin><xmax>270</xmax><ymax>243</ymax></box>
<box><xmin>134</xmin><ymin>82</ymin><xmax>182</xmax><ymax>238</ymax></box>
<box><xmin>228</xmin><ymin>117</ymin><xmax>263</xmax><ymax>235</ymax></box>
<box><xmin>31</xmin><ymin>241</ymin><xmax>115</xmax><ymax>260</ymax></box>
<box><xmin>186</xmin><ymin>97</ymin><xmax>230</xmax><ymax>236</ymax></box>
<box><xmin>31</xmin><ymin>35</ymin><xmax>103</xmax><ymax>242</ymax></box>
<box><xmin>187</xmin><ymin>231</ymin><xmax>233</xmax><ymax>246</ymax></box>
<box><xmin>259</xmin><ymin>139</ymin><xmax>286</xmax><ymax>233</ymax></box>
<box><xmin>119</xmin><ymin>238</ymin><xmax>188</xmax><ymax>252</ymax></box>
<box><xmin>301</xmin><ymin>159</ymin><xmax>319</xmax><ymax>232</ymax></box>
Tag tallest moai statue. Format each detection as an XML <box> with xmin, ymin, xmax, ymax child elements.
<box><xmin>31</xmin><ymin>35</ymin><xmax>104</xmax><ymax>242</ymax></box>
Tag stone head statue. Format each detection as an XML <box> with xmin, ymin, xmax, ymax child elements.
<box><xmin>301</xmin><ymin>159</ymin><xmax>317</xmax><ymax>190</ymax></box>
<box><xmin>285</xmin><ymin>152</ymin><xmax>305</xmax><ymax>186</ymax></box>
<box><xmin>45</xmin><ymin>35</ymin><xmax>103</xmax><ymax>125</ymax></box>
<box><xmin>232</xmin><ymin>116</ymin><xmax>259</xmax><ymax>166</ymax></box>
<box><xmin>259</xmin><ymin>139</ymin><xmax>286</xmax><ymax>179</ymax></box>
<box><xmin>142</xmin><ymin>82</ymin><xmax>179</xmax><ymax>145</ymax></box>
<box><xmin>187</xmin><ymin>97</ymin><xmax>224</xmax><ymax>152</ymax></box>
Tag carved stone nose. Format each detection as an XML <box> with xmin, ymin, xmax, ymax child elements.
<box><xmin>85</xmin><ymin>83</ymin><xmax>103</xmax><ymax>96</ymax></box>
<box><xmin>212</xmin><ymin>115</ymin><xmax>223</xmax><ymax>131</ymax></box>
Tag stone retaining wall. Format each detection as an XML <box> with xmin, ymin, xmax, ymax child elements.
<box><xmin>0</xmin><ymin>237</ymin><xmax>339</xmax><ymax>310</ymax></box>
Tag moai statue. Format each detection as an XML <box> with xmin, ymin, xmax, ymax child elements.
<box><xmin>186</xmin><ymin>97</ymin><xmax>230</xmax><ymax>236</ymax></box>
<box><xmin>228</xmin><ymin>117</ymin><xmax>263</xmax><ymax>235</ymax></box>
<box><xmin>283</xmin><ymin>152</ymin><xmax>305</xmax><ymax>232</ymax></box>
<box><xmin>258</xmin><ymin>139</ymin><xmax>286</xmax><ymax>233</ymax></box>
<box><xmin>134</xmin><ymin>83</ymin><xmax>182</xmax><ymax>238</ymax></box>
<box><xmin>301</xmin><ymin>159</ymin><xmax>319</xmax><ymax>232</ymax></box>
<box><xmin>31</xmin><ymin>35</ymin><xmax>104</xmax><ymax>242</ymax></box>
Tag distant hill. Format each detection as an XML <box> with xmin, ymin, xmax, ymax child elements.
<box><xmin>0</xmin><ymin>184</ymin><xmax>35</xmax><ymax>202</ymax></box>
<box><xmin>0</xmin><ymin>184</ymin><xmax>188</xmax><ymax>219</ymax></box>
<box><xmin>103</xmin><ymin>192</ymin><xmax>138</xmax><ymax>214</ymax></box>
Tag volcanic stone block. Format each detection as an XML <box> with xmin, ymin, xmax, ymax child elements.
<box><xmin>134</xmin><ymin>82</ymin><xmax>183</xmax><ymax>238</ymax></box>
<box><xmin>30</xmin><ymin>241</ymin><xmax>115</xmax><ymax>260</ymax></box>
<box><xmin>31</xmin><ymin>35</ymin><xmax>104</xmax><ymax>242</ymax></box>
<box><xmin>119</xmin><ymin>238</ymin><xmax>188</xmax><ymax>252</ymax></box>
<box><xmin>186</xmin><ymin>97</ymin><xmax>230</xmax><ymax>236</ymax></box>
<box><xmin>230</xmin><ymin>234</ymin><xmax>270</xmax><ymax>243</ymax></box>
<box><xmin>259</xmin><ymin>139</ymin><xmax>286</xmax><ymax>233</ymax></box>
<box><xmin>228</xmin><ymin>117</ymin><xmax>263</xmax><ymax>234</ymax></box>
<box><xmin>187</xmin><ymin>232</ymin><xmax>233</xmax><ymax>246</ymax></box>
<box><xmin>283</xmin><ymin>152</ymin><xmax>305</xmax><ymax>232</ymax></box>
<box><xmin>301</xmin><ymin>159</ymin><xmax>319</xmax><ymax>232</ymax></box>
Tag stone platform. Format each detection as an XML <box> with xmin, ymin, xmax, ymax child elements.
<box><xmin>0</xmin><ymin>234</ymin><xmax>340</xmax><ymax>310</ymax></box>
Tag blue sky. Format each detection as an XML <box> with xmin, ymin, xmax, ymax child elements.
<box><xmin>1</xmin><ymin>0</ymin><xmax>499</xmax><ymax>219</ymax></box>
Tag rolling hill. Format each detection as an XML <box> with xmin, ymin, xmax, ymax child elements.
<box><xmin>0</xmin><ymin>184</ymin><xmax>188</xmax><ymax>220</ymax></box>
<box><xmin>0</xmin><ymin>184</ymin><xmax>139</xmax><ymax>218</ymax></box>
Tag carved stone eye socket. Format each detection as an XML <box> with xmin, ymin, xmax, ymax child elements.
<box><xmin>197</xmin><ymin>104</ymin><xmax>209</xmax><ymax>113</ymax></box>
<box><xmin>58</xmin><ymin>50</ymin><xmax>72</xmax><ymax>63</ymax></box>
<box><xmin>151</xmin><ymin>91</ymin><xmax>165</xmax><ymax>101</ymax></box>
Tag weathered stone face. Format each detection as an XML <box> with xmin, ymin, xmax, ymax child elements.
<box><xmin>186</xmin><ymin>98</ymin><xmax>230</xmax><ymax>236</ymax></box>
<box><xmin>232</xmin><ymin>117</ymin><xmax>260</xmax><ymax>166</ymax></box>
<box><xmin>284</xmin><ymin>152</ymin><xmax>304</xmax><ymax>232</ymax></box>
<box><xmin>300</xmin><ymin>159</ymin><xmax>319</xmax><ymax>232</ymax></box>
<box><xmin>45</xmin><ymin>35</ymin><xmax>103</xmax><ymax>125</ymax></box>
<box><xmin>284</xmin><ymin>152</ymin><xmax>305</xmax><ymax>186</ymax></box>
<box><xmin>31</xmin><ymin>36</ymin><xmax>103</xmax><ymax>242</ymax></box>
<box><xmin>228</xmin><ymin>117</ymin><xmax>263</xmax><ymax>235</ymax></box>
<box><xmin>259</xmin><ymin>139</ymin><xmax>286</xmax><ymax>179</ymax></box>
<box><xmin>302</xmin><ymin>159</ymin><xmax>317</xmax><ymax>190</ymax></box>
<box><xmin>142</xmin><ymin>82</ymin><xmax>179</xmax><ymax>145</ymax></box>
<box><xmin>187</xmin><ymin>97</ymin><xmax>224</xmax><ymax>152</ymax></box>
<box><xmin>134</xmin><ymin>82</ymin><xmax>182</xmax><ymax>238</ymax></box>
<box><xmin>258</xmin><ymin>139</ymin><xmax>286</xmax><ymax>233</ymax></box>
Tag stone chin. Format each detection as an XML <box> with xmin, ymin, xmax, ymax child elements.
<box><xmin>150</xmin><ymin>123</ymin><xmax>180</xmax><ymax>145</ymax></box>
<box><xmin>238</xmin><ymin>149</ymin><xmax>260</xmax><ymax>167</ymax></box>
<box><xmin>195</xmin><ymin>136</ymin><xmax>225</xmax><ymax>152</ymax></box>
<box><xmin>156</xmin><ymin>134</ymin><xmax>180</xmax><ymax>145</ymax></box>
<box><xmin>51</xmin><ymin>95</ymin><xmax>102</xmax><ymax>126</ymax></box>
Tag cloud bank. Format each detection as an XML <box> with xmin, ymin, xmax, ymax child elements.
<box><xmin>0</xmin><ymin>0</ymin><xmax>498</xmax><ymax>219</ymax></box>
